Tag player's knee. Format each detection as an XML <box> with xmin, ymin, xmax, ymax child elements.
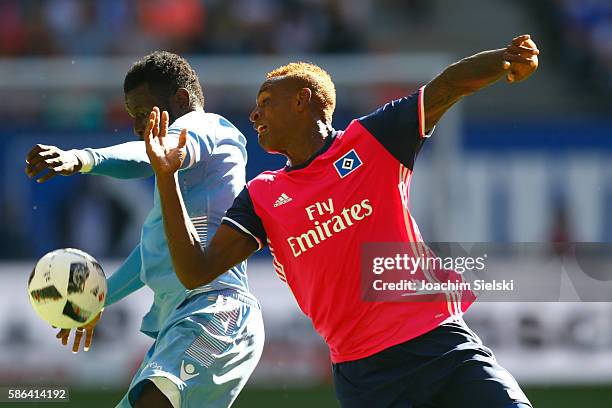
<box><xmin>133</xmin><ymin>380</ymin><xmax>173</xmax><ymax>408</ymax></box>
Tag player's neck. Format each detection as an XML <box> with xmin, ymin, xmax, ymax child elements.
<box><xmin>285</xmin><ymin>120</ymin><xmax>331</xmax><ymax>167</ymax></box>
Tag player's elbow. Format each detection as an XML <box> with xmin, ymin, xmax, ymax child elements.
<box><xmin>175</xmin><ymin>264</ymin><xmax>204</xmax><ymax>290</ymax></box>
<box><xmin>177</xmin><ymin>272</ymin><xmax>196</xmax><ymax>290</ymax></box>
<box><xmin>179</xmin><ymin>272</ymin><xmax>210</xmax><ymax>290</ymax></box>
<box><xmin>182</xmin><ymin>280</ymin><xmax>201</xmax><ymax>291</ymax></box>
<box><xmin>177</xmin><ymin>259</ymin><xmax>219</xmax><ymax>290</ymax></box>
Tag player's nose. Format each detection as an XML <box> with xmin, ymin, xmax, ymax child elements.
<box><xmin>249</xmin><ymin>108</ymin><xmax>260</xmax><ymax>123</ymax></box>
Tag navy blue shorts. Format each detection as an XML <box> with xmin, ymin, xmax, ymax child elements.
<box><xmin>332</xmin><ymin>319</ymin><xmax>532</xmax><ymax>408</ymax></box>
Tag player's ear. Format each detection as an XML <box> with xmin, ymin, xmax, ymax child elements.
<box><xmin>296</xmin><ymin>88</ymin><xmax>312</xmax><ymax>112</ymax></box>
<box><xmin>173</xmin><ymin>88</ymin><xmax>191</xmax><ymax>112</ymax></box>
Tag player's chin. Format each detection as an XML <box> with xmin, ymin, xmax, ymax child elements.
<box><xmin>257</xmin><ymin>133</ymin><xmax>274</xmax><ymax>152</ymax></box>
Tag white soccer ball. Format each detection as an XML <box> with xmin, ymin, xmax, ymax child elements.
<box><xmin>28</xmin><ymin>248</ymin><xmax>106</xmax><ymax>329</ymax></box>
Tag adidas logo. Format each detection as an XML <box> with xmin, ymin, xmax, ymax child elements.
<box><xmin>273</xmin><ymin>193</ymin><xmax>293</xmax><ymax>207</ymax></box>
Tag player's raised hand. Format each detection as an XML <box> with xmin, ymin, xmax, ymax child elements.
<box><xmin>502</xmin><ymin>34</ymin><xmax>539</xmax><ymax>83</ymax></box>
<box><xmin>55</xmin><ymin>310</ymin><xmax>102</xmax><ymax>353</ymax></box>
<box><xmin>25</xmin><ymin>144</ymin><xmax>82</xmax><ymax>183</ymax></box>
<box><xmin>143</xmin><ymin>107</ymin><xmax>187</xmax><ymax>176</ymax></box>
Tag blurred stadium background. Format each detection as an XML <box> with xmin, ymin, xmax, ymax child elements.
<box><xmin>1</xmin><ymin>0</ymin><xmax>612</xmax><ymax>406</ymax></box>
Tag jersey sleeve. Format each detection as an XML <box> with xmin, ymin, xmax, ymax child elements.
<box><xmin>104</xmin><ymin>244</ymin><xmax>145</xmax><ymax>306</ymax></box>
<box><xmin>165</xmin><ymin>127</ymin><xmax>214</xmax><ymax>171</ymax></box>
<box><xmin>221</xmin><ymin>187</ymin><xmax>267</xmax><ymax>250</ymax></box>
<box><xmin>357</xmin><ymin>86</ymin><xmax>432</xmax><ymax>169</ymax></box>
<box><xmin>85</xmin><ymin>141</ymin><xmax>154</xmax><ymax>179</ymax></box>
<box><xmin>84</xmin><ymin>135</ymin><xmax>201</xmax><ymax>177</ymax></box>
<box><xmin>167</xmin><ymin>114</ymin><xmax>246</xmax><ymax>171</ymax></box>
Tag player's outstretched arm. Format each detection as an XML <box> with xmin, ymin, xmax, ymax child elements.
<box><xmin>424</xmin><ymin>34</ymin><xmax>539</xmax><ymax>133</ymax></box>
<box><xmin>25</xmin><ymin>141</ymin><xmax>154</xmax><ymax>182</ymax></box>
<box><xmin>144</xmin><ymin>107</ymin><xmax>258</xmax><ymax>289</ymax></box>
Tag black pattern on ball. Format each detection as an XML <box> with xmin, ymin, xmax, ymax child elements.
<box><xmin>67</xmin><ymin>262</ymin><xmax>90</xmax><ymax>294</ymax></box>
<box><xmin>30</xmin><ymin>285</ymin><xmax>63</xmax><ymax>304</ymax></box>
<box><xmin>62</xmin><ymin>300</ymin><xmax>92</xmax><ymax>323</ymax></box>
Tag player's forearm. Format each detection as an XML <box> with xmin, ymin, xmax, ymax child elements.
<box><xmin>440</xmin><ymin>49</ymin><xmax>508</xmax><ymax>95</ymax></box>
<box><xmin>155</xmin><ymin>174</ymin><xmax>219</xmax><ymax>289</ymax></box>
<box><xmin>424</xmin><ymin>49</ymin><xmax>509</xmax><ymax>131</ymax></box>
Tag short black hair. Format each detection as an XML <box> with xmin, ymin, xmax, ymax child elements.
<box><xmin>124</xmin><ymin>51</ymin><xmax>205</xmax><ymax>108</ymax></box>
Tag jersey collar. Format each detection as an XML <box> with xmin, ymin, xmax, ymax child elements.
<box><xmin>285</xmin><ymin>130</ymin><xmax>338</xmax><ymax>172</ymax></box>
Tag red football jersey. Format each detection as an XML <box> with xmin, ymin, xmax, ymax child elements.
<box><xmin>223</xmin><ymin>87</ymin><xmax>474</xmax><ymax>362</ymax></box>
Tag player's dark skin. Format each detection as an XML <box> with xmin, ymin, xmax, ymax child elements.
<box><xmin>24</xmin><ymin>82</ymin><xmax>201</xmax><ymax>408</ymax></box>
<box><xmin>145</xmin><ymin>35</ymin><xmax>539</xmax><ymax>295</ymax></box>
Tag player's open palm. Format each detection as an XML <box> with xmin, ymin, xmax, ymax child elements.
<box><xmin>502</xmin><ymin>34</ymin><xmax>539</xmax><ymax>83</ymax></box>
<box><xmin>55</xmin><ymin>310</ymin><xmax>102</xmax><ymax>353</ymax></box>
<box><xmin>143</xmin><ymin>107</ymin><xmax>187</xmax><ymax>176</ymax></box>
<box><xmin>25</xmin><ymin>144</ymin><xmax>81</xmax><ymax>183</ymax></box>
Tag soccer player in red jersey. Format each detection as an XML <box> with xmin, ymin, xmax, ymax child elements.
<box><xmin>144</xmin><ymin>35</ymin><xmax>539</xmax><ymax>407</ymax></box>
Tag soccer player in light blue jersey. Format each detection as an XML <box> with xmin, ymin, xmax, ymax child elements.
<box><xmin>25</xmin><ymin>51</ymin><xmax>264</xmax><ymax>408</ymax></box>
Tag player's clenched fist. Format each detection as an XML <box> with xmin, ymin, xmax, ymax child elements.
<box><xmin>502</xmin><ymin>34</ymin><xmax>539</xmax><ymax>83</ymax></box>
<box><xmin>25</xmin><ymin>144</ymin><xmax>82</xmax><ymax>183</ymax></box>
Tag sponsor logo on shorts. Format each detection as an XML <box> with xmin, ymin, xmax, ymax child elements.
<box><xmin>147</xmin><ymin>361</ymin><xmax>163</xmax><ymax>371</ymax></box>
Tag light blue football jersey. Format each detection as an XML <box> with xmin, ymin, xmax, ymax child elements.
<box><xmin>83</xmin><ymin>110</ymin><xmax>249</xmax><ymax>337</ymax></box>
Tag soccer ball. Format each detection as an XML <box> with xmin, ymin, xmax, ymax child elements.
<box><xmin>28</xmin><ymin>248</ymin><xmax>106</xmax><ymax>329</ymax></box>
